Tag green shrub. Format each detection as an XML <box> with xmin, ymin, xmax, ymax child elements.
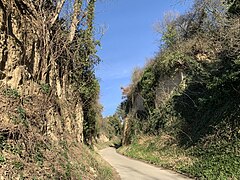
<box><xmin>0</xmin><ymin>154</ymin><xmax>5</xmax><ymax>163</ymax></box>
<box><xmin>40</xmin><ymin>83</ymin><xmax>50</xmax><ymax>94</ymax></box>
<box><xmin>3</xmin><ymin>88</ymin><xmax>20</xmax><ymax>99</ymax></box>
<box><xmin>13</xmin><ymin>161</ymin><xmax>24</xmax><ymax>170</ymax></box>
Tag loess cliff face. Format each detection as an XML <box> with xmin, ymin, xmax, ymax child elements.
<box><xmin>0</xmin><ymin>0</ymin><xmax>91</xmax><ymax>179</ymax></box>
<box><xmin>0</xmin><ymin>0</ymin><xmax>84</xmax><ymax>142</ymax></box>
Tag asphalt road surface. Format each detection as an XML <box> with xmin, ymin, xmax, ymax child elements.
<box><xmin>99</xmin><ymin>147</ymin><xmax>193</xmax><ymax>180</ymax></box>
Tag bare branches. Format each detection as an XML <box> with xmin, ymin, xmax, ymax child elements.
<box><xmin>50</xmin><ymin>0</ymin><xmax>66</xmax><ymax>27</ymax></box>
<box><xmin>68</xmin><ymin>0</ymin><xmax>83</xmax><ymax>43</ymax></box>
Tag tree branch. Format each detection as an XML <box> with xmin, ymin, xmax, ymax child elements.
<box><xmin>68</xmin><ymin>0</ymin><xmax>83</xmax><ymax>43</ymax></box>
<box><xmin>50</xmin><ymin>0</ymin><xmax>66</xmax><ymax>27</ymax></box>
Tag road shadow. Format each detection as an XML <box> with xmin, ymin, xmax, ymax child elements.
<box><xmin>109</xmin><ymin>142</ymin><xmax>122</xmax><ymax>149</ymax></box>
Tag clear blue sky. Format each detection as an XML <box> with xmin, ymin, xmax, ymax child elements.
<box><xmin>95</xmin><ymin>0</ymin><xmax>193</xmax><ymax>117</ymax></box>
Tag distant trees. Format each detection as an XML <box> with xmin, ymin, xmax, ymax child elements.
<box><xmin>99</xmin><ymin>115</ymin><xmax>122</xmax><ymax>140</ymax></box>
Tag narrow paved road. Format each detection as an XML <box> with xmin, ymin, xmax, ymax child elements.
<box><xmin>99</xmin><ymin>147</ymin><xmax>193</xmax><ymax>180</ymax></box>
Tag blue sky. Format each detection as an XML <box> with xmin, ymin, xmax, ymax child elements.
<box><xmin>95</xmin><ymin>0</ymin><xmax>193</xmax><ymax>117</ymax></box>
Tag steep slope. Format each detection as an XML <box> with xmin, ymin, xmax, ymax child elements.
<box><xmin>118</xmin><ymin>0</ymin><xmax>240</xmax><ymax>179</ymax></box>
<box><xmin>0</xmin><ymin>0</ymin><xmax>116</xmax><ymax>179</ymax></box>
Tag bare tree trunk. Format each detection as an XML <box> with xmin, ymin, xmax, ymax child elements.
<box><xmin>50</xmin><ymin>0</ymin><xmax>66</xmax><ymax>27</ymax></box>
<box><xmin>68</xmin><ymin>0</ymin><xmax>83</xmax><ymax>43</ymax></box>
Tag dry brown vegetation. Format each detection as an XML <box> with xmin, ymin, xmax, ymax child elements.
<box><xmin>0</xmin><ymin>85</ymin><xmax>117</xmax><ymax>179</ymax></box>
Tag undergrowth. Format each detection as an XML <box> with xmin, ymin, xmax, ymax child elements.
<box><xmin>0</xmin><ymin>87</ymin><xmax>117</xmax><ymax>179</ymax></box>
<box><xmin>118</xmin><ymin>133</ymin><xmax>240</xmax><ymax>179</ymax></box>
